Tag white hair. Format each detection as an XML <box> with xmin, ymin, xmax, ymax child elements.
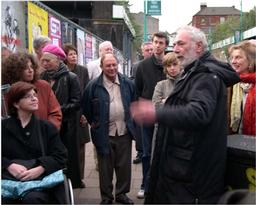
<box><xmin>99</xmin><ymin>41</ymin><xmax>113</xmax><ymax>51</ymax></box>
<box><xmin>176</xmin><ymin>25</ymin><xmax>208</xmax><ymax>51</ymax></box>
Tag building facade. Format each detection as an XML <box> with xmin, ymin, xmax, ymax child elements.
<box><xmin>192</xmin><ymin>3</ymin><xmax>240</xmax><ymax>35</ymax></box>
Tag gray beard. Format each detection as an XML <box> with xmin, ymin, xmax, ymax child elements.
<box><xmin>181</xmin><ymin>51</ymin><xmax>198</xmax><ymax>68</ymax></box>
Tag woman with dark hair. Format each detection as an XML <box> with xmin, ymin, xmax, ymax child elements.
<box><xmin>2</xmin><ymin>81</ymin><xmax>67</xmax><ymax>204</ymax></box>
<box><xmin>2</xmin><ymin>51</ymin><xmax>62</xmax><ymax>130</ymax></box>
<box><xmin>62</xmin><ymin>43</ymin><xmax>90</xmax><ymax>188</ymax></box>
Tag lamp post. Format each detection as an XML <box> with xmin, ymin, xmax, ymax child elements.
<box><xmin>240</xmin><ymin>0</ymin><xmax>243</xmax><ymax>41</ymax></box>
<box><xmin>143</xmin><ymin>0</ymin><xmax>148</xmax><ymax>42</ymax></box>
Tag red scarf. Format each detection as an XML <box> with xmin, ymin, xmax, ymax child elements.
<box><xmin>240</xmin><ymin>72</ymin><xmax>256</xmax><ymax>136</ymax></box>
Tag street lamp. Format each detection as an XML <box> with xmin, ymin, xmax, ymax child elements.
<box><xmin>240</xmin><ymin>0</ymin><xmax>243</xmax><ymax>41</ymax></box>
<box><xmin>144</xmin><ymin>0</ymin><xmax>148</xmax><ymax>42</ymax></box>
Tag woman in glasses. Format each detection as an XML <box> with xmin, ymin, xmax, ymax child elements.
<box><xmin>2</xmin><ymin>81</ymin><xmax>67</xmax><ymax>204</ymax></box>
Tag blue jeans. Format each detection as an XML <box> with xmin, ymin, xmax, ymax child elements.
<box><xmin>141</xmin><ymin>125</ymin><xmax>154</xmax><ymax>192</ymax></box>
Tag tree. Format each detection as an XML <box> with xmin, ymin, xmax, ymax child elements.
<box><xmin>114</xmin><ymin>1</ymin><xmax>143</xmax><ymax>55</ymax></box>
<box><xmin>211</xmin><ymin>7</ymin><xmax>256</xmax><ymax>44</ymax></box>
<box><xmin>243</xmin><ymin>6</ymin><xmax>256</xmax><ymax>30</ymax></box>
<box><xmin>211</xmin><ymin>16</ymin><xmax>240</xmax><ymax>43</ymax></box>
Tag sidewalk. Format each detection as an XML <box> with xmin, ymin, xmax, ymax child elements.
<box><xmin>73</xmin><ymin>141</ymin><xmax>144</xmax><ymax>204</ymax></box>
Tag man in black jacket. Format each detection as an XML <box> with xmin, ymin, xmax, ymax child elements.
<box><xmin>131</xmin><ymin>26</ymin><xmax>240</xmax><ymax>204</ymax></box>
<box><xmin>135</xmin><ymin>32</ymin><xmax>168</xmax><ymax>199</ymax></box>
<box><xmin>131</xmin><ymin>42</ymin><xmax>153</xmax><ymax>165</ymax></box>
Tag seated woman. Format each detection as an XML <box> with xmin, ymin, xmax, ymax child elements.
<box><xmin>2</xmin><ymin>81</ymin><xmax>68</xmax><ymax>204</ymax></box>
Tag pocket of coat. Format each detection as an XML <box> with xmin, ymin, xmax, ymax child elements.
<box><xmin>164</xmin><ymin>147</ymin><xmax>193</xmax><ymax>182</ymax></box>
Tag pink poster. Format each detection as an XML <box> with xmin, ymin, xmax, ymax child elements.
<box><xmin>49</xmin><ymin>15</ymin><xmax>61</xmax><ymax>46</ymax></box>
<box><xmin>85</xmin><ymin>33</ymin><xmax>92</xmax><ymax>63</ymax></box>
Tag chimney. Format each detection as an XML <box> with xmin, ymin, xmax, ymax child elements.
<box><xmin>200</xmin><ymin>2</ymin><xmax>207</xmax><ymax>10</ymax></box>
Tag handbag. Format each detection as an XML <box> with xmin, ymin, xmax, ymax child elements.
<box><xmin>1</xmin><ymin>170</ymin><xmax>64</xmax><ymax>199</ymax></box>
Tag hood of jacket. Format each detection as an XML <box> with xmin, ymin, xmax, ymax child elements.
<box><xmin>185</xmin><ymin>51</ymin><xmax>240</xmax><ymax>87</ymax></box>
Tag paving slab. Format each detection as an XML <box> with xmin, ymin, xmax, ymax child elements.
<box><xmin>74</xmin><ymin>141</ymin><xmax>144</xmax><ymax>204</ymax></box>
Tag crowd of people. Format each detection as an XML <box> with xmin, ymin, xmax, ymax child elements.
<box><xmin>1</xmin><ymin>25</ymin><xmax>255</xmax><ymax>204</ymax></box>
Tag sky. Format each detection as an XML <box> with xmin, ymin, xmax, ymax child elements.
<box><xmin>128</xmin><ymin>0</ymin><xmax>256</xmax><ymax>34</ymax></box>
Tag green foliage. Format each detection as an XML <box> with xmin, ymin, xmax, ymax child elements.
<box><xmin>243</xmin><ymin>6</ymin><xmax>256</xmax><ymax>30</ymax></box>
<box><xmin>211</xmin><ymin>16</ymin><xmax>240</xmax><ymax>43</ymax></box>
<box><xmin>210</xmin><ymin>7</ymin><xmax>256</xmax><ymax>44</ymax></box>
<box><xmin>114</xmin><ymin>1</ymin><xmax>143</xmax><ymax>52</ymax></box>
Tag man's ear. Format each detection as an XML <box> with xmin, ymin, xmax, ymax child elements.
<box><xmin>196</xmin><ymin>41</ymin><xmax>204</xmax><ymax>53</ymax></box>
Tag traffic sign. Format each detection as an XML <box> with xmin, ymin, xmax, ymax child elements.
<box><xmin>147</xmin><ymin>0</ymin><xmax>161</xmax><ymax>16</ymax></box>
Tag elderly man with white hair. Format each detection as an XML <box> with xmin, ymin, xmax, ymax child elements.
<box><xmin>130</xmin><ymin>26</ymin><xmax>240</xmax><ymax>204</ymax></box>
<box><xmin>87</xmin><ymin>41</ymin><xmax>123</xmax><ymax>80</ymax></box>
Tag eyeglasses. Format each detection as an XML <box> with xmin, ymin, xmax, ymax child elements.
<box><xmin>22</xmin><ymin>93</ymin><xmax>38</xmax><ymax>100</ymax></box>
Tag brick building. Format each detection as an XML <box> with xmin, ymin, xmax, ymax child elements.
<box><xmin>192</xmin><ymin>3</ymin><xmax>240</xmax><ymax>35</ymax></box>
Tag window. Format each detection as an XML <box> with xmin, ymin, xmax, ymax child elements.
<box><xmin>201</xmin><ymin>17</ymin><xmax>206</xmax><ymax>25</ymax></box>
<box><xmin>220</xmin><ymin>17</ymin><xmax>225</xmax><ymax>24</ymax></box>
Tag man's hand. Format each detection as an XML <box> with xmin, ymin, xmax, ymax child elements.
<box><xmin>80</xmin><ymin>115</ymin><xmax>88</xmax><ymax>127</ymax></box>
<box><xmin>130</xmin><ymin>99</ymin><xmax>156</xmax><ymax>125</ymax></box>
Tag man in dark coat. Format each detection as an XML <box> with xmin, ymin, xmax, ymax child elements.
<box><xmin>40</xmin><ymin>44</ymin><xmax>82</xmax><ymax>189</ymax></box>
<box><xmin>130</xmin><ymin>26</ymin><xmax>240</xmax><ymax>204</ymax></box>
<box><xmin>135</xmin><ymin>32</ymin><xmax>168</xmax><ymax>199</ymax></box>
<box><xmin>82</xmin><ymin>53</ymin><xmax>136</xmax><ymax>204</ymax></box>
<box><xmin>131</xmin><ymin>42</ymin><xmax>153</xmax><ymax>166</ymax></box>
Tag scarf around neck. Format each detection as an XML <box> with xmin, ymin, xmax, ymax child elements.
<box><xmin>240</xmin><ymin>72</ymin><xmax>256</xmax><ymax>136</ymax></box>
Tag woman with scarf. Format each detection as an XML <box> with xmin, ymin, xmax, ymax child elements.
<box><xmin>228</xmin><ymin>40</ymin><xmax>256</xmax><ymax>136</ymax></box>
<box><xmin>40</xmin><ymin>44</ymin><xmax>83</xmax><ymax>188</ymax></box>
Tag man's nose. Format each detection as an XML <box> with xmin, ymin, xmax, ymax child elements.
<box><xmin>173</xmin><ymin>45</ymin><xmax>179</xmax><ymax>53</ymax></box>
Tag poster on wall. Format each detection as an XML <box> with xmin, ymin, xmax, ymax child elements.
<box><xmin>49</xmin><ymin>15</ymin><xmax>61</xmax><ymax>46</ymax></box>
<box><xmin>76</xmin><ymin>29</ymin><xmax>85</xmax><ymax>65</ymax></box>
<box><xmin>27</xmin><ymin>2</ymin><xmax>48</xmax><ymax>53</ymax></box>
<box><xmin>85</xmin><ymin>33</ymin><xmax>92</xmax><ymax>64</ymax></box>
<box><xmin>1</xmin><ymin>1</ymin><xmax>26</xmax><ymax>52</ymax></box>
<box><xmin>91</xmin><ymin>36</ymin><xmax>98</xmax><ymax>61</ymax></box>
<box><xmin>61</xmin><ymin>22</ymin><xmax>75</xmax><ymax>45</ymax></box>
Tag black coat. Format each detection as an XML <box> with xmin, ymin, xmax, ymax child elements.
<box><xmin>2</xmin><ymin>115</ymin><xmax>67</xmax><ymax>179</ymax></box>
<box><xmin>41</xmin><ymin>62</ymin><xmax>82</xmax><ymax>187</ymax></box>
<box><xmin>146</xmin><ymin>52</ymin><xmax>240</xmax><ymax>204</ymax></box>
<box><xmin>71</xmin><ymin>64</ymin><xmax>90</xmax><ymax>144</ymax></box>
<box><xmin>41</xmin><ymin>62</ymin><xmax>81</xmax><ymax>121</ymax></box>
<box><xmin>135</xmin><ymin>54</ymin><xmax>166</xmax><ymax>99</ymax></box>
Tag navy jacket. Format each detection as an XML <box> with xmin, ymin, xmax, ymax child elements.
<box><xmin>82</xmin><ymin>73</ymin><xmax>136</xmax><ymax>154</ymax></box>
